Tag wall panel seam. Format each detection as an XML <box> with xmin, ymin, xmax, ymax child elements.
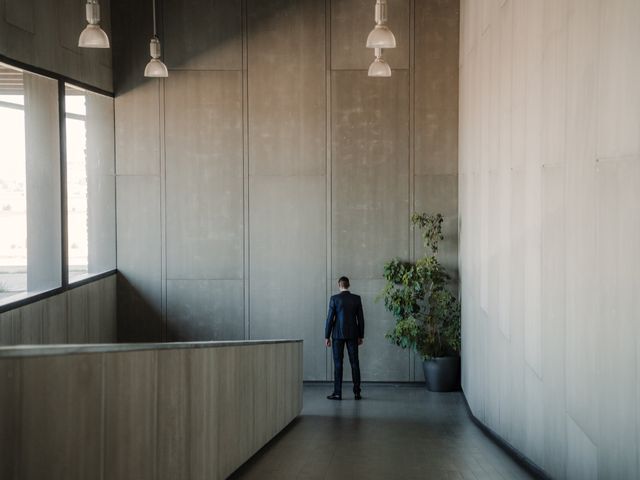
<box><xmin>114</xmin><ymin>174</ymin><xmax>162</xmax><ymax>177</ymax></box>
<box><xmin>165</xmin><ymin>68</ymin><xmax>244</xmax><ymax>72</ymax></box>
<box><xmin>408</xmin><ymin>0</ymin><xmax>415</xmax><ymax>382</ymax></box>
<box><xmin>248</xmin><ymin>173</ymin><xmax>327</xmax><ymax>178</ymax></box>
<box><xmin>330</xmin><ymin>68</ymin><xmax>411</xmax><ymax>72</ymax></box>
<box><xmin>325</xmin><ymin>0</ymin><xmax>332</xmax><ymax>382</ymax></box>
<box><xmin>242</xmin><ymin>0</ymin><xmax>250</xmax><ymax>341</ymax></box>
<box><xmin>161</xmin><ymin>79</ymin><xmax>168</xmax><ymax>343</ymax></box>
<box><xmin>166</xmin><ymin>278</ymin><xmax>245</xmax><ymax>281</ymax></box>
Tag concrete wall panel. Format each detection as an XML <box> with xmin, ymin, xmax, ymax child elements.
<box><xmin>249</xmin><ymin>176</ymin><xmax>326</xmax><ymax>380</ymax></box>
<box><xmin>110</xmin><ymin>0</ymin><xmax>152</xmax><ymax>94</ymax></box>
<box><xmin>415</xmin><ymin>0</ymin><xmax>459</xmax><ymax>175</ymax></box>
<box><xmin>348</xmin><ymin>279</ymin><xmax>410</xmax><ymax>382</ymax></box>
<box><xmin>247</xmin><ymin>0</ymin><xmax>326</xmax><ymax>176</ymax></box>
<box><xmin>111</xmin><ymin>1</ymin><xmax>164</xmax><ymax>344</ymax></box>
<box><xmin>331</xmin><ymin>70</ymin><xmax>410</xmax><ymax>279</ymax></box>
<box><xmin>116</xmin><ymin>176</ymin><xmax>162</xmax><ymax>341</ymax></box>
<box><xmin>165</xmin><ymin>71</ymin><xmax>243</xmax><ymax>280</ymax></box>
<box><xmin>167</xmin><ymin>279</ymin><xmax>244</xmax><ymax>341</ymax></box>
<box><xmin>164</xmin><ymin>0</ymin><xmax>242</xmax><ymax>70</ymax></box>
<box><xmin>115</xmin><ymin>83</ymin><xmax>161</xmax><ymax>176</ymax></box>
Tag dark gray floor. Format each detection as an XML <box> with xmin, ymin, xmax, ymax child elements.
<box><xmin>231</xmin><ymin>384</ymin><xmax>535</xmax><ymax>480</ymax></box>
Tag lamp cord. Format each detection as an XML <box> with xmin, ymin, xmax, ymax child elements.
<box><xmin>152</xmin><ymin>0</ymin><xmax>157</xmax><ymax>37</ymax></box>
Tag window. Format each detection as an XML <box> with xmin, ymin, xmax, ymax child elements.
<box><xmin>0</xmin><ymin>61</ymin><xmax>116</xmax><ymax>310</ymax></box>
<box><xmin>0</xmin><ymin>63</ymin><xmax>62</xmax><ymax>306</ymax></box>
<box><xmin>65</xmin><ymin>85</ymin><xmax>116</xmax><ymax>283</ymax></box>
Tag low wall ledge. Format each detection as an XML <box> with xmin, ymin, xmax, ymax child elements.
<box><xmin>0</xmin><ymin>339</ymin><xmax>304</xmax><ymax>359</ymax></box>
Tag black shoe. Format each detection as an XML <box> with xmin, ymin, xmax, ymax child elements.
<box><xmin>327</xmin><ymin>393</ymin><xmax>342</xmax><ymax>400</ymax></box>
<box><xmin>355</xmin><ymin>393</ymin><xmax>362</xmax><ymax>400</ymax></box>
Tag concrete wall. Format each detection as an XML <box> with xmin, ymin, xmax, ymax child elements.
<box><xmin>0</xmin><ymin>339</ymin><xmax>302</xmax><ymax>480</ymax></box>
<box><xmin>459</xmin><ymin>0</ymin><xmax>640</xmax><ymax>478</ymax></box>
<box><xmin>0</xmin><ymin>275</ymin><xmax>117</xmax><ymax>345</ymax></box>
<box><xmin>112</xmin><ymin>0</ymin><xmax>459</xmax><ymax>381</ymax></box>
<box><xmin>0</xmin><ymin>0</ymin><xmax>113</xmax><ymax>92</ymax></box>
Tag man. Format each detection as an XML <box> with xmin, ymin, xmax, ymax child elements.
<box><xmin>324</xmin><ymin>276</ymin><xmax>364</xmax><ymax>400</ymax></box>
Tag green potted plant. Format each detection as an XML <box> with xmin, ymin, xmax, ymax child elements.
<box><xmin>378</xmin><ymin>213</ymin><xmax>461</xmax><ymax>391</ymax></box>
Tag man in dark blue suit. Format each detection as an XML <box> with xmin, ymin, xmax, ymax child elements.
<box><xmin>325</xmin><ymin>276</ymin><xmax>364</xmax><ymax>400</ymax></box>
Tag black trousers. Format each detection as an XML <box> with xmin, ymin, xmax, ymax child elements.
<box><xmin>332</xmin><ymin>338</ymin><xmax>361</xmax><ymax>395</ymax></box>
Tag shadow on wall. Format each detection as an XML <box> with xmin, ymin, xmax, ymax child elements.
<box><xmin>111</xmin><ymin>0</ymin><xmax>320</xmax><ymax>95</ymax></box>
<box><xmin>117</xmin><ymin>273</ymin><xmax>164</xmax><ymax>342</ymax></box>
<box><xmin>117</xmin><ymin>273</ymin><xmax>243</xmax><ymax>343</ymax></box>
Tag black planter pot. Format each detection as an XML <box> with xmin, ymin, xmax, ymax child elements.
<box><xmin>422</xmin><ymin>356</ymin><xmax>461</xmax><ymax>392</ymax></box>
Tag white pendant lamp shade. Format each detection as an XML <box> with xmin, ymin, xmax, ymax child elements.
<box><xmin>144</xmin><ymin>0</ymin><xmax>168</xmax><ymax>78</ymax></box>
<box><xmin>366</xmin><ymin>25</ymin><xmax>396</xmax><ymax>49</ymax></box>
<box><xmin>145</xmin><ymin>37</ymin><xmax>168</xmax><ymax>77</ymax></box>
<box><xmin>366</xmin><ymin>0</ymin><xmax>396</xmax><ymax>49</ymax></box>
<box><xmin>79</xmin><ymin>1</ymin><xmax>110</xmax><ymax>48</ymax></box>
<box><xmin>144</xmin><ymin>58</ymin><xmax>168</xmax><ymax>77</ymax></box>
<box><xmin>368</xmin><ymin>48</ymin><xmax>391</xmax><ymax>77</ymax></box>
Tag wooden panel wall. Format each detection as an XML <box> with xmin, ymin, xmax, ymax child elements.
<box><xmin>0</xmin><ymin>340</ymin><xmax>303</xmax><ymax>480</ymax></box>
<box><xmin>0</xmin><ymin>275</ymin><xmax>117</xmax><ymax>346</ymax></box>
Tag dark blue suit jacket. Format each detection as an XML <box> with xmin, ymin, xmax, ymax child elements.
<box><xmin>325</xmin><ymin>291</ymin><xmax>365</xmax><ymax>340</ymax></box>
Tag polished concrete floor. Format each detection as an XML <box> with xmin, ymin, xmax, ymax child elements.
<box><xmin>231</xmin><ymin>384</ymin><xmax>535</xmax><ymax>480</ymax></box>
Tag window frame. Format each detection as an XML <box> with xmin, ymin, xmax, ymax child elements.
<box><xmin>0</xmin><ymin>53</ymin><xmax>116</xmax><ymax>314</ymax></box>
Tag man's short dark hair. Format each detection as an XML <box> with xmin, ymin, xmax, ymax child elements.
<box><xmin>338</xmin><ymin>276</ymin><xmax>350</xmax><ymax>289</ymax></box>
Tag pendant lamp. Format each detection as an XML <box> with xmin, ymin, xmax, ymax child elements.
<box><xmin>78</xmin><ymin>0</ymin><xmax>110</xmax><ymax>48</ymax></box>
<box><xmin>144</xmin><ymin>0</ymin><xmax>168</xmax><ymax>78</ymax></box>
<box><xmin>368</xmin><ymin>48</ymin><xmax>391</xmax><ymax>77</ymax></box>
<box><xmin>366</xmin><ymin>0</ymin><xmax>396</xmax><ymax>49</ymax></box>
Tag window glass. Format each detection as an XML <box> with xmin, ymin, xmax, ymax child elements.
<box><xmin>0</xmin><ymin>63</ymin><xmax>61</xmax><ymax>306</ymax></box>
<box><xmin>65</xmin><ymin>84</ymin><xmax>116</xmax><ymax>282</ymax></box>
